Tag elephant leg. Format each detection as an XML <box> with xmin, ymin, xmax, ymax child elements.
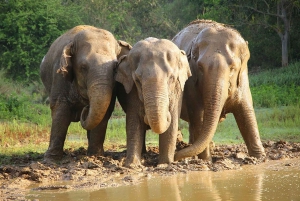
<box><xmin>197</xmin><ymin>146</ymin><xmax>212</xmax><ymax>160</ymax></box>
<box><xmin>123</xmin><ymin>87</ymin><xmax>147</xmax><ymax>167</ymax></box>
<box><xmin>159</xmin><ymin>126</ymin><xmax>177</xmax><ymax>164</ymax></box>
<box><xmin>187</xmin><ymin>108</ymin><xmax>212</xmax><ymax>160</ymax></box>
<box><xmin>86</xmin><ymin>119</ymin><xmax>108</xmax><ymax>156</ymax></box>
<box><xmin>233</xmin><ymin>102</ymin><xmax>265</xmax><ymax>158</ymax></box>
<box><xmin>158</xmin><ymin>108</ymin><xmax>178</xmax><ymax>164</ymax></box>
<box><xmin>125</xmin><ymin>110</ymin><xmax>146</xmax><ymax>167</ymax></box>
<box><xmin>87</xmin><ymin>96</ymin><xmax>116</xmax><ymax>156</ymax></box>
<box><xmin>44</xmin><ymin>102</ymin><xmax>71</xmax><ymax>162</ymax></box>
<box><xmin>141</xmin><ymin>130</ymin><xmax>147</xmax><ymax>154</ymax></box>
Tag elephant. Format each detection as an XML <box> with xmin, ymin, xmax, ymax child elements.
<box><xmin>172</xmin><ymin>20</ymin><xmax>265</xmax><ymax>161</ymax></box>
<box><xmin>40</xmin><ymin>25</ymin><xmax>131</xmax><ymax>162</ymax></box>
<box><xmin>115</xmin><ymin>37</ymin><xmax>191</xmax><ymax>167</ymax></box>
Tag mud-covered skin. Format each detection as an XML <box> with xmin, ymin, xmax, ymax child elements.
<box><xmin>40</xmin><ymin>25</ymin><xmax>131</xmax><ymax>162</ymax></box>
<box><xmin>172</xmin><ymin>19</ymin><xmax>265</xmax><ymax>161</ymax></box>
<box><xmin>1</xmin><ymin>140</ymin><xmax>300</xmax><ymax>200</ymax></box>
<box><xmin>116</xmin><ymin>38</ymin><xmax>191</xmax><ymax>167</ymax></box>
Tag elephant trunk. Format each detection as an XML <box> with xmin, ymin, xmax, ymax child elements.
<box><xmin>80</xmin><ymin>63</ymin><xmax>113</xmax><ymax>130</ymax></box>
<box><xmin>80</xmin><ymin>83</ymin><xmax>112</xmax><ymax>130</ymax></box>
<box><xmin>143</xmin><ymin>83</ymin><xmax>171</xmax><ymax>134</ymax></box>
<box><xmin>174</xmin><ymin>80</ymin><xmax>227</xmax><ymax>161</ymax></box>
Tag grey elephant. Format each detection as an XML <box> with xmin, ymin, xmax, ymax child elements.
<box><xmin>116</xmin><ymin>37</ymin><xmax>191</xmax><ymax>167</ymax></box>
<box><xmin>172</xmin><ymin>20</ymin><xmax>265</xmax><ymax>161</ymax></box>
<box><xmin>40</xmin><ymin>25</ymin><xmax>131</xmax><ymax>162</ymax></box>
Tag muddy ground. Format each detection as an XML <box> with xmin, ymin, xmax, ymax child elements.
<box><xmin>1</xmin><ymin>140</ymin><xmax>300</xmax><ymax>200</ymax></box>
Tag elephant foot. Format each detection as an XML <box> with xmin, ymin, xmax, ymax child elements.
<box><xmin>248</xmin><ymin>148</ymin><xmax>266</xmax><ymax>159</ymax></box>
<box><xmin>43</xmin><ymin>151</ymin><xmax>63</xmax><ymax>164</ymax></box>
<box><xmin>124</xmin><ymin>155</ymin><xmax>142</xmax><ymax>168</ymax></box>
<box><xmin>87</xmin><ymin>147</ymin><xmax>104</xmax><ymax>156</ymax></box>
<box><xmin>198</xmin><ymin>149</ymin><xmax>212</xmax><ymax>161</ymax></box>
<box><xmin>197</xmin><ymin>141</ymin><xmax>214</xmax><ymax>161</ymax></box>
<box><xmin>158</xmin><ymin>155</ymin><xmax>174</xmax><ymax>164</ymax></box>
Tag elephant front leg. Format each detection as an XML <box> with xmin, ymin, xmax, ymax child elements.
<box><xmin>86</xmin><ymin>119</ymin><xmax>108</xmax><ymax>156</ymax></box>
<box><xmin>125</xmin><ymin>112</ymin><xmax>146</xmax><ymax>168</ymax></box>
<box><xmin>233</xmin><ymin>102</ymin><xmax>265</xmax><ymax>158</ymax></box>
<box><xmin>187</xmin><ymin>109</ymin><xmax>212</xmax><ymax>161</ymax></box>
<box><xmin>159</xmin><ymin>108</ymin><xmax>179</xmax><ymax>164</ymax></box>
<box><xmin>87</xmin><ymin>98</ymin><xmax>115</xmax><ymax>156</ymax></box>
<box><xmin>44</xmin><ymin>103</ymin><xmax>71</xmax><ymax>162</ymax></box>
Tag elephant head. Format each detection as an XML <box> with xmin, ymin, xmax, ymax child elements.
<box><xmin>116</xmin><ymin>38</ymin><xmax>191</xmax><ymax>134</ymax></box>
<box><xmin>174</xmin><ymin>24</ymin><xmax>251</xmax><ymax>161</ymax></box>
<box><xmin>57</xmin><ymin>26</ymin><xmax>131</xmax><ymax>130</ymax></box>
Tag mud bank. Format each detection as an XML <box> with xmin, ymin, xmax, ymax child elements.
<box><xmin>1</xmin><ymin>140</ymin><xmax>300</xmax><ymax>200</ymax></box>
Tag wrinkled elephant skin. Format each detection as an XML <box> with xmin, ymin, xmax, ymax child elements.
<box><xmin>172</xmin><ymin>20</ymin><xmax>265</xmax><ymax>161</ymax></box>
<box><xmin>116</xmin><ymin>37</ymin><xmax>191</xmax><ymax>167</ymax></box>
<box><xmin>40</xmin><ymin>25</ymin><xmax>131</xmax><ymax>162</ymax></box>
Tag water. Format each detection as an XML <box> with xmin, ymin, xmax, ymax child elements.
<box><xmin>26</xmin><ymin>159</ymin><xmax>300</xmax><ymax>201</ymax></box>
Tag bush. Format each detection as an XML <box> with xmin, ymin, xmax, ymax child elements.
<box><xmin>251</xmin><ymin>84</ymin><xmax>300</xmax><ymax>108</ymax></box>
<box><xmin>250</xmin><ymin>62</ymin><xmax>300</xmax><ymax>108</ymax></box>
<box><xmin>0</xmin><ymin>0</ymin><xmax>83</xmax><ymax>82</ymax></box>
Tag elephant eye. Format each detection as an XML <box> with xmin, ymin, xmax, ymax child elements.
<box><xmin>230</xmin><ymin>66</ymin><xmax>236</xmax><ymax>72</ymax></box>
<box><xmin>168</xmin><ymin>75</ymin><xmax>175</xmax><ymax>85</ymax></box>
<box><xmin>81</xmin><ymin>65</ymin><xmax>88</xmax><ymax>72</ymax></box>
<box><xmin>229</xmin><ymin>66</ymin><xmax>235</xmax><ymax>77</ymax></box>
<box><xmin>197</xmin><ymin>63</ymin><xmax>204</xmax><ymax>72</ymax></box>
<box><xmin>133</xmin><ymin>73</ymin><xmax>142</xmax><ymax>86</ymax></box>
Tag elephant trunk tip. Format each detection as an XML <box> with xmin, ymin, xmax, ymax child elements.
<box><xmin>174</xmin><ymin>150</ymin><xmax>190</xmax><ymax>161</ymax></box>
<box><xmin>174</xmin><ymin>139</ymin><xmax>209</xmax><ymax>161</ymax></box>
<box><xmin>80</xmin><ymin>105</ymin><xmax>101</xmax><ymax>130</ymax></box>
<box><xmin>146</xmin><ymin>112</ymin><xmax>171</xmax><ymax>134</ymax></box>
<box><xmin>80</xmin><ymin>105</ymin><xmax>90</xmax><ymax>129</ymax></box>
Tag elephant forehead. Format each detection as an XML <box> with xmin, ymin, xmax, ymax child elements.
<box><xmin>198</xmin><ymin>28</ymin><xmax>244</xmax><ymax>46</ymax></box>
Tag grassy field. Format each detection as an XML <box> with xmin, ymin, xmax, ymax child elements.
<box><xmin>0</xmin><ymin>62</ymin><xmax>299</xmax><ymax>161</ymax></box>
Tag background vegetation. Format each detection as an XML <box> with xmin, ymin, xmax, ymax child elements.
<box><xmin>1</xmin><ymin>0</ymin><xmax>300</xmax><ymax>81</ymax></box>
<box><xmin>0</xmin><ymin>0</ymin><xmax>299</xmax><ymax>160</ymax></box>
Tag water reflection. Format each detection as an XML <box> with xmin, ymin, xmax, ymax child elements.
<box><xmin>27</xmin><ymin>160</ymin><xmax>300</xmax><ymax>201</ymax></box>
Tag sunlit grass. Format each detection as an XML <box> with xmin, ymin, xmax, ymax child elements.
<box><xmin>213</xmin><ymin>105</ymin><xmax>300</xmax><ymax>144</ymax></box>
<box><xmin>1</xmin><ymin>104</ymin><xmax>300</xmax><ymax>161</ymax></box>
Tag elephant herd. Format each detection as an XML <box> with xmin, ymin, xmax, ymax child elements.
<box><xmin>40</xmin><ymin>19</ymin><xmax>266</xmax><ymax>167</ymax></box>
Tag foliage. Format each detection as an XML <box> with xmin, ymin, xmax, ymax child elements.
<box><xmin>250</xmin><ymin>62</ymin><xmax>300</xmax><ymax>87</ymax></box>
<box><xmin>0</xmin><ymin>69</ymin><xmax>49</xmax><ymax>124</ymax></box>
<box><xmin>251</xmin><ymin>84</ymin><xmax>300</xmax><ymax>108</ymax></box>
<box><xmin>249</xmin><ymin>62</ymin><xmax>300</xmax><ymax>107</ymax></box>
<box><xmin>1</xmin><ymin>0</ymin><xmax>300</xmax><ymax>81</ymax></box>
<box><xmin>0</xmin><ymin>0</ymin><xmax>83</xmax><ymax>81</ymax></box>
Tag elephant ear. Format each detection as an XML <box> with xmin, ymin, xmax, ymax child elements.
<box><xmin>237</xmin><ymin>42</ymin><xmax>250</xmax><ymax>87</ymax></box>
<box><xmin>115</xmin><ymin>55</ymin><xmax>134</xmax><ymax>94</ymax></box>
<box><xmin>178</xmin><ymin>50</ymin><xmax>192</xmax><ymax>91</ymax></box>
<box><xmin>57</xmin><ymin>42</ymin><xmax>73</xmax><ymax>82</ymax></box>
<box><xmin>117</xmin><ymin>40</ymin><xmax>132</xmax><ymax>59</ymax></box>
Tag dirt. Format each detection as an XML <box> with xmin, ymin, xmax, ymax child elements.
<box><xmin>1</xmin><ymin>140</ymin><xmax>300</xmax><ymax>200</ymax></box>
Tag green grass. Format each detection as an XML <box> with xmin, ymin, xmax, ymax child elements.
<box><xmin>213</xmin><ymin>105</ymin><xmax>300</xmax><ymax>144</ymax></box>
<box><xmin>249</xmin><ymin>62</ymin><xmax>300</xmax><ymax>108</ymax></box>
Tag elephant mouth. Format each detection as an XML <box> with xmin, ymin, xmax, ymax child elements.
<box><xmin>144</xmin><ymin>115</ymin><xmax>149</xmax><ymax>125</ymax></box>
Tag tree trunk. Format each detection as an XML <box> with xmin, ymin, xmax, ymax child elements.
<box><xmin>281</xmin><ymin>32</ymin><xmax>289</xmax><ymax>67</ymax></box>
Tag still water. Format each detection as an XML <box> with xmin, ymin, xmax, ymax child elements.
<box><xmin>26</xmin><ymin>159</ymin><xmax>300</xmax><ymax>201</ymax></box>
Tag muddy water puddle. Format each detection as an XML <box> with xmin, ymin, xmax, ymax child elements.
<box><xmin>26</xmin><ymin>159</ymin><xmax>300</xmax><ymax>201</ymax></box>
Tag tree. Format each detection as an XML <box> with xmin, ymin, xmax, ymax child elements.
<box><xmin>232</xmin><ymin>0</ymin><xmax>300</xmax><ymax>67</ymax></box>
<box><xmin>0</xmin><ymin>0</ymin><xmax>83</xmax><ymax>81</ymax></box>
